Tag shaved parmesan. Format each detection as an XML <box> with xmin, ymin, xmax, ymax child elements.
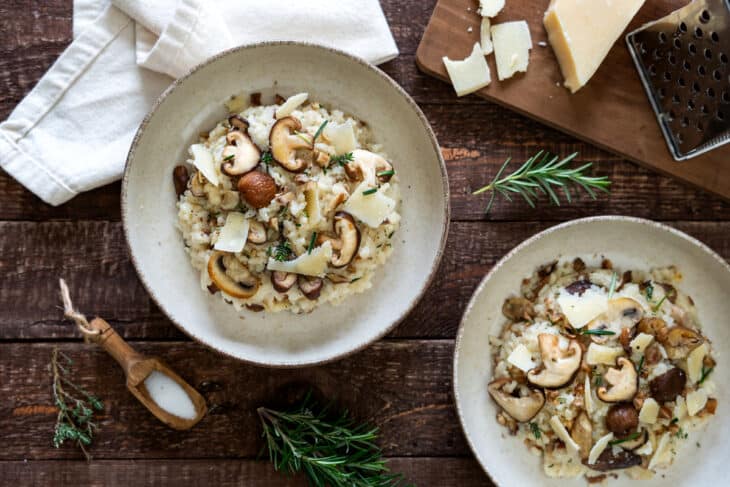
<box><xmin>266</xmin><ymin>241</ymin><xmax>332</xmax><ymax>277</ymax></box>
<box><xmin>557</xmin><ymin>287</ymin><xmax>608</xmax><ymax>329</ymax></box>
<box><xmin>687</xmin><ymin>342</ymin><xmax>708</xmax><ymax>383</ymax></box>
<box><xmin>323</xmin><ymin>120</ymin><xmax>357</xmax><ymax>154</ymax></box>
<box><xmin>343</xmin><ymin>182</ymin><xmax>396</xmax><ymax>228</ymax></box>
<box><xmin>214</xmin><ymin>212</ymin><xmax>249</xmax><ymax>252</ymax></box>
<box><xmin>190</xmin><ymin>144</ymin><xmax>219</xmax><ymax>186</ymax></box>
<box><xmin>588</xmin><ymin>432</ymin><xmax>614</xmax><ymax>464</ymax></box>
<box><xmin>442</xmin><ymin>43</ymin><xmax>491</xmax><ymax>97</ymax></box>
<box><xmin>635</xmin><ymin>440</ymin><xmax>653</xmax><ymax>456</ymax></box>
<box><xmin>686</xmin><ymin>389</ymin><xmax>708</xmax><ymax>416</ymax></box>
<box><xmin>639</xmin><ymin>398</ymin><xmax>660</xmax><ymax>424</ymax></box>
<box><xmin>586</xmin><ymin>343</ymin><xmax>624</xmax><ymax>365</ymax></box>
<box><xmin>629</xmin><ymin>332</ymin><xmax>654</xmax><ymax>354</ymax></box>
<box><xmin>549</xmin><ymin>416</ymin><xmax>580</xmax><ymax>454</ymax></box>
<box><xmin>648</xmin><ymin>433</ymin><xmax>672</xmax><ymax>470</ymax></box>
<box><xmin>673</xmin><ymin>395</ymin><xmax>687</xmax><ymax>421</ymax></box>
<box><xmin>480</xmin><ymin>18</ymin><xmax>493</xmax><ymax>55</ymax></box>
<box><xmin>507</xmin><ymin>344</ymin><xmax>536</xmax><ymax>372</ymax></box>
<box><xmin>275</xmin><ymin>92</ymin><xmax>308</xmax><ymax>119</ymax></box>
<box><xmin>304</xmin><ymin>183</ymin><xmax>322</xmax><ymax>226</ymax></box>
<box><xmin>584</xmin><ymin>375</ymin><xmax>594</xmax><ymax>414</ymax></box>
<box><xmin>478</xmin><ymin>0</ymin><xmax>505</xmax><ymax>17</ymax></box>
<box><xmin>491</xmin><ymin>21</ymin><xmax>533</xmax><ymax>81</ymax></box>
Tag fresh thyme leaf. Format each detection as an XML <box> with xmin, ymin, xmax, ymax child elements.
<box><xmin>330</xmin><ymin>152</ymin><xmax>354</xmax><ymax>167</ymax></box>
<box><xmin>307</xmin><ymin>232</ymin><xmax>317</xmax><ymax>255</ymax></box>
<box><xmin>698</xmin><ymin>366</ymin><xmax>714</xmax><ymax>385</ymax></box>
<box><xmin>387</xmin><ymin>231</ymin><xmax>394</xmax><ymax>239</ymax></box>
<box><xmin>674</xmin><ymin>427</ymin><xmax>688</xmax><ymax>439</ymax></box>
<box><xmin>223</xmin><ymin>154</ymin><xmax>235</xmax><ymax>161</ymax></box>
<box><xmin>273</xmin><ymin>241</ymin><xmax>292</xmax><ymax>262</ymax></box>
<box><xmin>363</xmin><ymin>188</ymin><xmax>378</xmax><ymax>196</ymax></box>
<box><xmin>644</xmin><ymin>282</ymin><xmax>654</xmax><ymax>300</ymax></box>
<box><xmin>670</xmin><ymin>417</ymin><xmax>679</xmax><ymax>424</ymax></box>
<box><xmin>653</xmin><ymin>295</ymin><xmax>668</xmax><ymax>312</ymax></box>
<box><xmin>609</xmin><ymin>431</ymin><xmax>641</xmax><ymax>446</ymax></box>
<box><xmin>261</xmin><ymin>151</ymin><xmax>273</xmax><ymax>165</ymax></box>
<box><xmin>312</xmin><ymin>120</ymin><xmax>328</xmax><ymax>143</ymax></box>
<box><xmin>607</xmin><ymin>272</ymin><xmax>618</xmax><ymax>299</ymax></box>
<box><xmin>593</xmin><ymin>374</ymin><xmax>603</xmax><ymax>387</ymax></box>
<box><xmin>257</xmin><ymin>392</ymin><xmax>410</xmax><ymax>487</ymax></box>
<box><xmin>637</xmin><ymin>355</ymin><xmax>645</xmax><ymax>374</ymax></box>
<box><xmin>377</xmin><ymin>169</ymin><xmax>395</xmax><ymax>178</ymax></box>
<box><xmin>351</xmin><ymin>277</ymin><xmax>361</xmax><ymax>283</ymax></box>
<box><xmin>581</xmin><ymin>329</ymin><xmax>616</xmax><ymax>336</ymax></box>
<box><xmin>51</xmin><ymin>348</ymin><xmax>103</xmax><ymax>460</ymax></box>
<box><xmin>529</xmin><ymin>422</ymin><xmax>541</xmax><ymax>439</ymax></box>
<box><xmin>472</xmin><ymin>151</ymin><xmax>611</xmax><ymax>213</ymax></box>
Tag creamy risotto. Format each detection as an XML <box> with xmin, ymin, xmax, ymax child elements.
<box><xmin>173</xmin><ymin>92</ymin><xmax>400</xmax><ymax>313</ymax></box>
<box><xmin>487</xmin><ymin>258</ymin><xmax>717</xmax><ymax>480</ymax></box>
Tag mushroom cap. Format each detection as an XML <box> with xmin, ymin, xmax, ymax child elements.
<box><xmin>222</xmin><ymin>131</ymin><xmax>260</xmax><ymax>176</ymax></box>
<box><xmin>207</xmin><ymin>251</ymin><xmax>259</xmax><ymax>299</ymax></box>
<box><xmin>269</xmin><ymin>116</ymin><xmax>313</xmax><ymax>172</ymax></box>
<box><xmin>527</xmin><ymin>334</ymin><xmax>582</xmax><ymax>388</ymax></box>
<box><xmin>597</xmin><ymin>357</ymin><xmax>638</xmax><ymax>402</ymax></box>
<box><xmin>247</xmin><ymin>221</ymin><xmax>268</xmax><ymax>244</ymax></box>
<box><xmin>317</xmin><ymin>212</ymin><xmax>361</xmax><ymax>268</ymax></box>
<box><xmin>605</xmin><ymin>403</ymin><xmax>639</xmax><ymax>436</ymax></box>
<box><xmin>586</xmin><ymin>297</ymin><xmax>644</xmax><ymax>344</ymax></box>
<box><xmin>649</xmin><ymin>367</ymin><xmax>686</xmax><ymax>403</ymax></box>
<box><xmin>298</xmin><ymin>276</ymin><xmax>323</xmax><ymax>300</ymax></box>
<box><xmin>271</xmin><ymin>271</ymin><xmax>297</xmax><ymax>293</ymax></box>
<box><xmin>344</xmin><ymin>149</ymin><xmax>393</xmax><ymax>186</ymax></box>
<box><xmin>659</xmin><ymin>326</ymin><xmax>703</xmax><ymax>360</ymax></box>
<box><xmin>173</xmin><ymin>165</ymin><xmax>189</xmax><ymax>197</ymax></box>
<box><xmin>487</xmin><ymin>378</ymin><xmax>545</xmax><ymax>423</ymax></box>
<box><xmin>584</xmin><ymin>448</ymin><xmax>642</xmax><ymax>472</ymax></box>
<box><xmin>237</xmin><ymin>171</ymin><xmax>277</xmax><ymax>209</ymax></box>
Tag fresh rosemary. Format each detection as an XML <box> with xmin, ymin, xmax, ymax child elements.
<box><xmin>698</xmin><ymin>366</ymin><xmax>714</xmax><ymax>385</ymax></box>
<box><xmin>652</xmin><ymin>295</ymin><xmax>668</xmax><ymax>312</ymax></box>
<box><xmin>258</xmin><ymin>394</ymin><xmax>409</xmax><ymax>487</ymax></box>
<box><xmin>637</xmin><ymin>355</ymin><xmax>645</xmax><ymax>374</ymax></box>
<box><xmin>580</xmin><ymin>329</ymin><xmax>616</xmax><ymax>336</ymax></box>
<box><xmin>51</xmin><ymin>348</ymin><xmax>103</xmax><ymax>460</ymax></box>
<box><xmin>330</xmin><ymin>152</ymin><xmax>354</xmax><ymax>167</ymax></box>
<box><xmin>609</xmin><ymin>431</ymin><xmax>642</xmax><ymax>446</ymax></box>
<box><xmin>223</xmin><ymin>153</ymin><xmax>235</xmax><ymax>161</ymax></box>
<box><xmin>472</xmin><ymin>151</ymin><xmax>611</xmax><ymax>213</ymax></box>
<box><xmin>363</xmin><ymin>188</ymin><xmax>378</xmax><ymax>196</ymax></box>
<box><xmin>308</xmin><ymin>232</ymin><xmax>317</xmax><ymax>254</ymax></box>
<box><xmin>313</xmin><ymin>120</ymin><xmax>328</xmax><ymax>143</ymax></box>
<box><xmin>607</xmin><ymin>272</ymin><xmax>618</xmax><ymax>299</ymax></box>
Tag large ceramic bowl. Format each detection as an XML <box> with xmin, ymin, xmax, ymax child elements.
<box><xmin>454</xmin><ymin>216</ymin><xmax>729</xmax><ymax>486</ymax></box>
<box><xmin>122</xmin><ymin>42</ymin><xmax>448</xmax><ymax>367</ymax></box>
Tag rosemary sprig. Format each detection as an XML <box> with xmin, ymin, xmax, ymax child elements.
<box><xmin>580</xmin><ymin>329</ymin><xmax>616</xmax><ymax>336</ymax></box>
<box><xmin>363</xmin><ymin>188</ymin><xmax>378</xmax><ymax>196</ymax></box>
<box><xmin>313</xmin><ymin>120</ymin><xmax>328</xmax><ymax>143</ymax></box>
<box><xmin>258</xmin><ymin>393</ymin><xmax>409</xmax><ymax>487</ymax></box>
<box><xmin>607</xmin><ymin>272</ymin><xmax>618</xmax><ymax>299</ymax></box>
<box><xmin>652</xmin><ymin>295</ymin><xmax>668</xmax><ymax>312</ymax></box>
<box><xmin>472</xmin><ymin>151</ymin><xmax>611</xmax><ymax>213</ymax></box>
<box><xmin>273</xmin><ymin>241</ymin><xmax>293</xmax><ymax>262</ymax></box>
<box><xmin>308</xmin><ymin>232</ymin><xmax>317</xmax><ymax>254</ymax></box>
<box><xmin>51</xmin><ymin>348</ymin><xmax>103</xmax><ymax>460</ymax></box>
<box><xmin>330</xmin><ymin>152</ymin><xmax>354</xmax><ymax>167</ymax></box>
<box><xmin>609</xmin><ymin>431</ymin><xmax>642</xmax><ymax>446</ymax></box>
<box><xmin>698</xmin><ymin>366</ymin><xmax>714</xmax><ymax>385</ymax></box>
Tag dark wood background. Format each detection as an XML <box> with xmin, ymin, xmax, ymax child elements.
<box><xmin>1</xmin><ymin>1</ymin><xmax>728</xmax><ymax>485</ymax></box>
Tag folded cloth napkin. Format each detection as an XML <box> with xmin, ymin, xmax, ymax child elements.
<box><xmin>0</xmin><ymin>0</ymin><xmax>399</xmax><ymax>206</ymax></box>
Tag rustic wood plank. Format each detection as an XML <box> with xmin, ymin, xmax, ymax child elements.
<box><xmin>1</xmin><ymin>220</ymin><xmax>728</xmax><ymax>340</ymax></box>
<box><xmin>0</xmin><ymin>458</ymin><xmax>490</xmax><ymax>487</ymax></box>
<box><xmin>1</xmin><ymin>341</ymin><xmax>467</xmax><ymax>459</ymax></box>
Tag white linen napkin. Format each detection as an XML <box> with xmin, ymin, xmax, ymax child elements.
<box><xmin>0</xmin><ymin>0</ymin><xmax>399</xmax><ymax>206</ymax></box>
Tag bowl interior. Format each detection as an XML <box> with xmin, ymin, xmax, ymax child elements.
<box><xmin>123</xmin><ymin>43</ymin><xmax>448</xmax><ymax>366</ymax></box>
<box><xmin>455</xmin><ymin>217</ymin><xmax>729</xmax><ymax>486</ymax></box>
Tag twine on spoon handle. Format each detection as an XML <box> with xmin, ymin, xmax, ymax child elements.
<box><xmin>59</xmin><ymin>278</ymin><xmax>101</xmax><ymax>342</ymax></box>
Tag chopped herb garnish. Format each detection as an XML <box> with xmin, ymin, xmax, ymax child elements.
<box><xmin>312</xmin><ymin>120</ymin><xmax>328</xmax><ymax>142</ymax></box>
<box><xmin>363</xmin><ymin>188</ymin><xmax>378</xmax><ymax>196</ymax></box>
<box><xmin>652</xmin><ymin>295</ymin><xmax>667</xmax><ymax>312</ymax></box>
<box><xmin>644</xmin><ymin>282</ymin><xmax>654</xmax><ymax>300</ymax></box>
<box><xmin>609</xmin><ymin>431</ymin><xmax>641</xmax><ymax>446</ymax></box>
<box><xmin>594</xmin><ymin>375</ymin><xmax>603</xmax><ymax>387</ymax></box>
<box><xmin>223</xmin><ymin>154</ymin><xmax>235</xmax><ymax>161</ymax></box>
<box><xmin>674</xmin><ymin>427</ymin><xmax>688</xmax><ymax>439</ymax></box>
<box><xmin>261</xmin><ymin>151</ymin><xmax>273</xmax><ymax>165</ymax></box>
<box><xmin>670</xmin><ymin>417</ymin><xmax>679</xmax><ymax>424</ymax></box>
<box><xmin>377</xmin><ymin>169</ymin><xmax>395</xmax><ymax>178</ymax></box>
<box><xmin>307</xmin><ymin>232</ymin><xmax>317</xmax><ymax>255</ymax></box>
<box><xmin>698</xmin><ymin>366</ymin><xmax>714</xmax><ymax>385</ymax></box>
<box><xmin>529</xmin><ymin>422</ymin><xmax>541</xmax><ymax>439</ymax></box>
<box><xmin>607</xmin><ymin>271</ymin><xmax>618</xmax><ymax>299</ymax></box>
<box><xmin>387</xmin><ymin>231</ymin><xmax>394</xmax><ymax>239</ymax></box>
<box><xmin>350</xmin><ymin>277</ymin><xmax>361</xmax><ymax>283</ymax></box>
<box><xmin>330</xmin><ymin>152</ymin><xmax>354</xmax><ymax>167</ymax></box>
<box><xmin>637</xmin><ymin>355</ymin><xmax>645</xmax><ymax>374</ymax></box>
<box><xmin>273</xmin><ymin>241</ymin><xmax>292</xmax><ymax>262</ymax></box>
<box><xmin>581</xmin><ymin>329</ymin><xmax>616</xmax><ymax>336</ymax></box>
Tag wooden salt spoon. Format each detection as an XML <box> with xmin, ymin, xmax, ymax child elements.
<box><xmin>59</xmin><ymin>279</ymin><xmax>207</xmax><ymax>430</ymax></box>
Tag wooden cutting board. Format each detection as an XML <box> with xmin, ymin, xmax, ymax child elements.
<box><xmin>417</xmin><ymin>0</ymin><xmax>730</xmax><ymax>201</ymax></box>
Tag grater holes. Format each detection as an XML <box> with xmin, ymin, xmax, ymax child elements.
<box><xmin>680</xmin><ymin>22</ymin><xmax>688</xmax><ymax>33</ymax></box>
<box><xmin>678</xmin><ymin>77</ymin><xmax>687</xmax><ymax>87</ymax></box>
<box><xmin>668</xmin><ymin>53</ymin><xmax>677</xmax><ymax>65</ymax></box>
<box><xmin>688</xmin><ymin>100</ymin><xmax>696</xmax><ymax>111</ymax></box>
<box><xmin>673</xmin><ymin>38</ymin><xmax>682</xmax><ymax>50</ymax></box>
<box><xmin>713</xmin><ymin>69</ymin><xmax>722</xmax><ymax>81</ymax></box>
<box><xmin>723</xmin><ymin>91</ymin><xmax>730</xmax><ymax>103</ymax></box>
<box><xmin>718</xmin><ymin>111</ymin><xmax>726</xmax><ymax>121</ymax></box>
<box><xmin>704</xmin><ymin>48</ymin><xmax>713</xmax><ymax>60</ymax></box>
<box><xmin>653</xmin><ymin>48</ymin><xmax>663</xmax><ymax>60</ymax></box>
<box><xmin>711</xmin><ymin>32</ymin><xmax>720</xmax><ymax>43</ymax></box>
<box><xmin>707</xmin><ymin>87</ymin><xmax>716</xmax><ymax>98</ymax></box>
<box><xmin>700</xmin><ymin>10</ymin><xmax>711</xmax><ymax>24</ymax></box>
<box><xmin>698</xmin><ymin>65</ymin><xmax>706</xmax><ymax>76</ymax></box>
<box><xmin>649</xmin><ymin>64</ymin><xmax>657</xmax><ymax>76</ymax></box>
<box><xmin>681</xmin><ymin>116</ymin><xmax>690</xmax><ymax>127</ymax></box>
<box><xmin>672</xmin><ymin>94</ymin><xmax>681</xmax><ymax>104</ymax></box>
<box><xmin>692</xmin><ymin>81</ymin><xmax>701</xmax><ymax>94</ymax></box>
<box><xmin>720</xmin><ymin>53</ymin><xmax>728</xmax><ymax>64</ymax></box>
<box><xmin>669</xmin><ymin>109</ymin><xmax>677</xmax><ymax>120</ymax></box>
<box><xmin>676</xmin><ymin>132</ymin><xmax>684</xmax><ymax>144</ymax></box>
<box><xmin>663</xmin><ymin>71</ymin><xmax>672</xmax><ymax>82</ymax></box>
<box><xmin>658</xmin><ymin>87</ymin><xmax>667</xmax><ymax>98</ymax></box>
<box><xmin>683</xmin><ymin>59</ymin><xmax>692</xmax><ymax>71</ymax></box>
<box><xmin>701</xmin><ymin>104</ymin><xmax>710</xmax><ymax>115</ymax></box>
<box><xmin>689</xmin><ymin>43</ymin><xmax>697</xmax><ymax>55</ymax></box>
<box><xmin>697</xmin><ymin>120</ymin><xmax>704</xmax><ymax>132</ymax></box>
<box><xmin>695</xmin><ymin>27</ymin><xmax>704</xmax><ymax>39</ymax></box>
<box><xmin>658</xmin><ymin>32</ymin><xmax>667</xmax><ymax>44</ymax></box>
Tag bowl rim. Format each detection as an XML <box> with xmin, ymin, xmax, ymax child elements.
<box><xmin>121</xmin><ymin>41</ymin><xmax>450</xmax><ymax>368</ymax></box>
<box><xmin>452</xmin><ymin>215</ymin><xmax>730</xmax><ymax>485</ymax></box>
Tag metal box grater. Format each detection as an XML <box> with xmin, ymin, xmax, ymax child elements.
<box><xmin>626</xmin><ymin>0</ymin><xmax>730</xmax><ymax>160</ymax></box>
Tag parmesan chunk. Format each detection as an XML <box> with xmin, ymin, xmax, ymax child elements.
<box><xmin>491</xmin><ymin>21</ymin><xmax>533</xmax><ymax>81</ymax></box>
<box><xmin>478</xmin><ymin>0</ymin><xmax>505</xmax><ymax>17</ymax></box>
<box><xmin>556</xmin><ymin>287</ymin><xmax>608</xmax><ymax>329</ymax></box>
<box><xmin>442</xmin><ymin>43</ymin><xmax>491</xmax><ymax>97</ymax></box>
<box><xmin>323</xmin><ymin>120</ymin><xmax>357</xmax><ymax>154</ymax></box>
<box><xmin>629</xmin><ymin>332</ymin><xmax>654</xmax><ymax>354</ymax></box>
<box><xmin>686</xmin><ymin>389</ymin><xmax>708</xmax><ymax>416</ymax></box>
<box><xmin>549</xmin><ymin>416</ymin><xmax>580</xmax><ymax>454</ymax></box>
<box><xmin>639</xmin><ymin>398</ymin><xmax>659</xmax><ymax>424</ymax></box>
<box><xmin>213</xmin><ymin>212</ymin><xmax>249</xmax><ymax>253</ymax></box>
<box><xmin>190</xmin><ymin>144</ymin><xmax>219</xmax><ymax>186</ymax></box>
<box><xmin>584</xmin><ymin>374</ymin><xmax>594</xmax><ymax>414</ymax></box>
<box><xmin>648</xmin><ymin>433</ymin><xmax>672</xmax><ymax>470</ymax></box>
<box><xmin>275</xmin><ymin>92</ymin><xmax>308</xmax><ymax>119</ymax></box>
<box><xmin>266</xmin><ymin>242</ymin><xmax>332</xmax><ymax>277</ymax></box>
<box><xmin>588</xmin><ymin>432</ymin><xmax>614</xmax><ymax>465</ymax></box>
<box><xmin>586</xmin><ymin>343</ymin><xmax>624</xmax><ymax>365</ymax></box>
<box><xmin>687</xmin><ymin>343</ymin><xmax>708</xmax><ymax>383</ymax></box>
<box><xmin>480</xmin><ymin>18</ymin><xmax>493</xmax><ymax>55</ymax></box>
<box><xmin>343</xmin><ymin>182</ymin><xmax>396</xmax><ymax>228</ymax></box>
<box><xmin>507</xmin><ymin>344</ymin><xmax>536</xmax><ymax>372</ymax></box>
<box><xmin>673</xmin><ymin>395</ymin><xmax>687</xmax><ymax>421</ymax></box>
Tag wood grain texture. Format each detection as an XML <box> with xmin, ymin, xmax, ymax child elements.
<box><xmin>417</xmin><ymin>0</ymin><xmax>730</xmax><ymax>201</ymax></box>
<box><xmin>0</xmin><ymin>458</ymin><xmax>489</xmax><ymax>487</ymax></box>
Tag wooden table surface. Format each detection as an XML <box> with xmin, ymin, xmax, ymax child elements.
<box><xmin>2</xmin><ymin>1</ymin><xmax>729</xmax><ymax>486</ymax></box>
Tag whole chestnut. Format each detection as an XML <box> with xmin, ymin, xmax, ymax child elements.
<box><xmin>237</xmin><ymin>170</ymin><xmax>277</xmax><ymax>209</ymax></box>
<box><xmin>649</xmin><ymin>367</ymin><xmax>686</xmax><ymax>403</ymax></box>
<box><xmin>605</xmin><ymin>403</ymin><xmax>639</xmax><ymax>436</ymax></box>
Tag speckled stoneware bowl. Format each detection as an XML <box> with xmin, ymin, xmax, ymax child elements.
<box><xmin>454</xmin><ymin>216</ymin><xmax>729</xmax><ymax>486</ymax></box>
<box><xmin>122</xmin><ymin>42</ymin><xmax>449</xmax><ymax>367</ymax></box>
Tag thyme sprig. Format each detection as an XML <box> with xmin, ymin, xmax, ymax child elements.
<box><xmin>472</xmin><ymin>151</ymin><xmax>611</xmax><ymax>213</ymax></box>
<box><xmin>258</xmin><ymin>393</ymin><xmax>409</xmax><ymax>487</ymax></box>
<box><xmin>330</xmin><ymin>152</ymin><xmax>355</xmax><ymax>167</ymax></box>
<box><xmin>272</xmin><ymin>241</ymin><xmax>293</xmax><ymax>262</ymax></box>
<box><xmin>51</xmin><ymin>348</ymin><xmax>103</xmax><ymax>460</ymax></box>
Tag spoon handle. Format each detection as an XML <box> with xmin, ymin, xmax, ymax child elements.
<box><xmin>86</xmin><ymin>317</ymin><xmax>144</xmax><ymax>376</ymax></box>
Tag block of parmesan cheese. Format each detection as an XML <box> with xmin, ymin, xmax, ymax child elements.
<box><xmin>442</xmin><ymin>43</ymin><xmax>491</xmax><ymax>97</ymax></box>
<box><xmin>543</xmin><ymin>0</ymin><xmax>646</xmax><ymax>93</ymax></box>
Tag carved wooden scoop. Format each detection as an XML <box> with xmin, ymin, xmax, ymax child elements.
<box><xmin>59</xmin><ymin>280</ymin><xmax>206</xmax><ymax>430</ymax></box>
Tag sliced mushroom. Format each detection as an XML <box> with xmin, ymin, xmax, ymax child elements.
<box><xmin>271</xmin><ymin>271</ymin><xmax>297</xmax><ymax>293</ymax></box>
<box><xmin>502</xmin><ymin>297</ymin><xmax>535</xmax><ymax>321</ymax></box>
<box><xmin>585</xmin><ymin>448</ymin><xmax>642</xmax><ymax>472</ymax></box>
<box><xmin>526</xmin><ymin>334</ymin><xmax>582</xmax><ymax>388</ymax></box>
<box><xmin>222</xmin><ymin>131</ymin><xmax>260</xmax><ymax>176</ymax></box>
<box><xmin>207</xmin><ymin>251</ymin><xmax>259</xmax><ymax>299</ymax></box>
<box><xmin>586</xmin><ymin>297</ymin><xmax>644</xmax><ymax>344</ymax></box>
<box><xmin>298</xmin><ymin>276</ymin><xmax>323</xmax><ymax>300</ymax></box>
<box><xmin>571</xmin><ymin>411</ymin><xmax>593</xmax><ymax>460</ymax></box>
<box><xmin>597</xmin><ymin>357</ymin><xmax>637</xmax><ymax>402</ymax></box>
<box><xmin>228</xmin><ymin>115</ymin><xmax>249</xmax><ymax>132</ymax></box>
<box><xmin>487</xmin><ymin>378</ymin><xmax>545</xmax><ymax>422</ymax></box>
<box><xmin>605</xmin><ymin>403</ymin><xmax>639</xmax><ymax>436</ymax></box>
<box><xmin>316</xmin><ymin>212</ymin><xmax>360</xmax><ymax>268</ymax></box>
<box><xmin>649</xmin><ymin>367</ymin><xmax>686</xmax><ymax>403</ymax></box>
<box><xmin>617</xmin><ymin>428</ymin><xmax>648</xmax><ymax>451</ymax></box>
<box><xmin>343</xmin><ymin>149</ymin><xmax>394</xmax><ymax>186</ymax></box>
<box><xmin>637</xmin><ymin>317</ymin><xmax>669</xmax><ymax>341</ymax></box>
<box><xmin>326</xmin><ymin>273</ymin><xmax>351</xmax><ymax>284</ymax></box>
<box><xmin>173</xmin><ymin>165</ymin><xmax>189</xmax><ymax>197</ymax></box>
<box><xmin>269</xmin><ymin>116</ymin><xmax>313</xmax><ymax>172</ymax></box>
<box><xmin>190</xmin><ymin>171</ymin><xmax>206</xmax><ymax>197</ymax></box>
<box><xmin>659</xmin><ymin>326</ymin><xmax>703</xmax><ymax>360</ymax></box>
<box><xmin>247</xmin><ymin>221</ymin><xmax>267</xmax><ymax>244</ymax></box>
